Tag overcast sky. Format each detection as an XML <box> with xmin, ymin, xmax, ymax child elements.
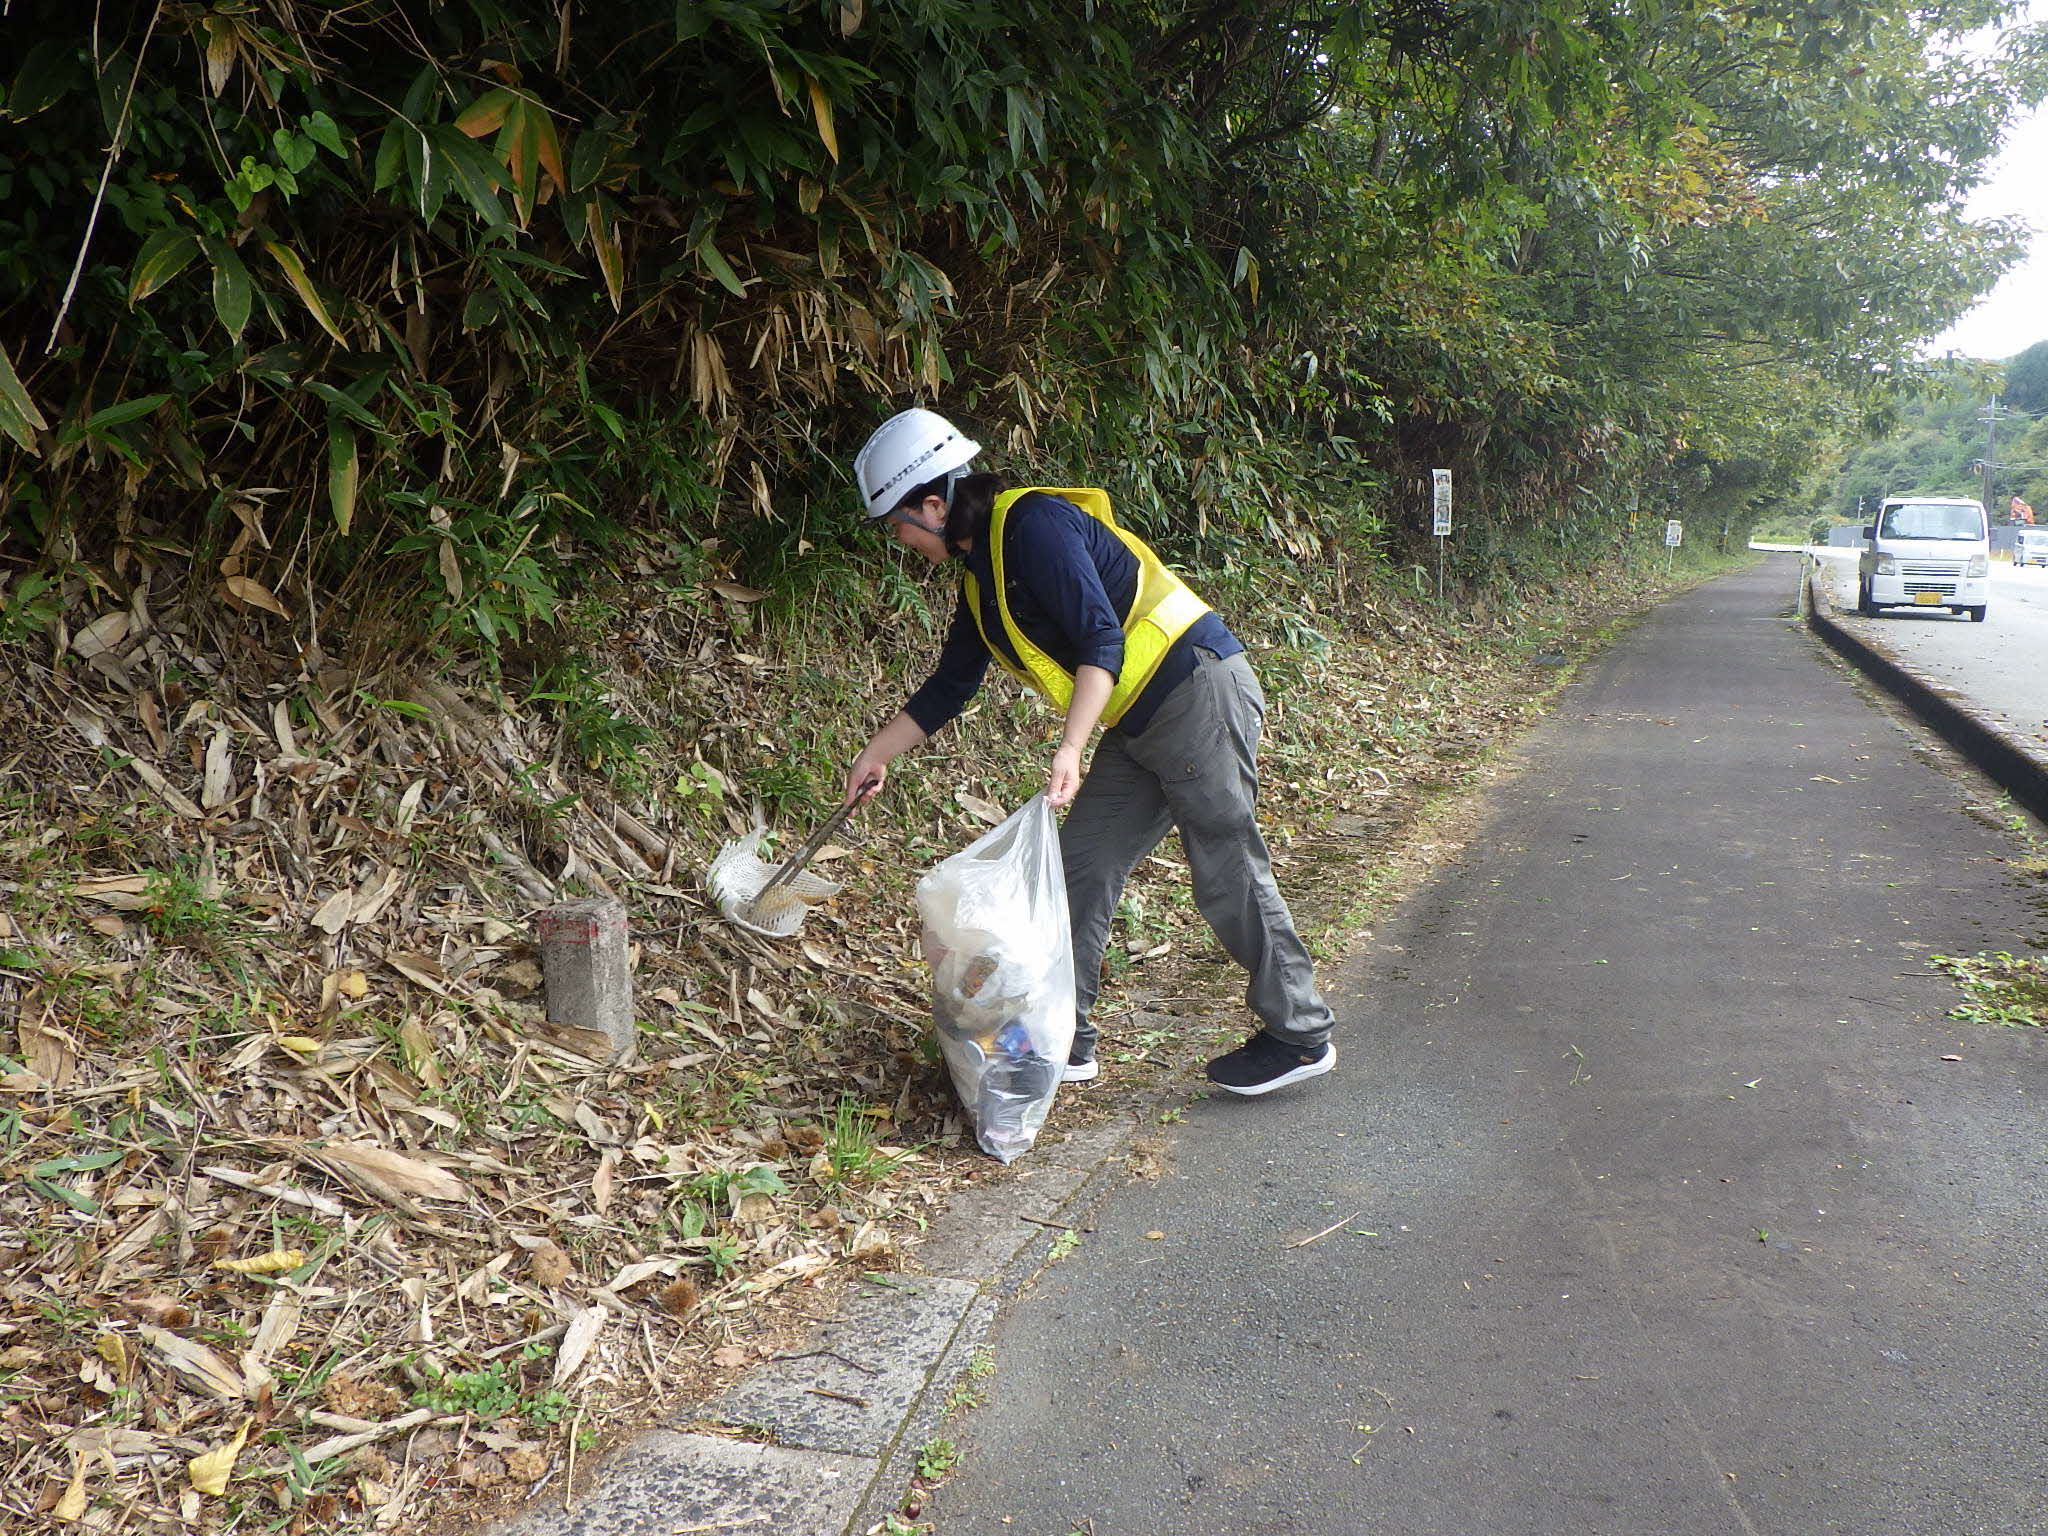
<box><xmin>1924</xmin><ymin>6</ymin><xmax>2048</xmax><ymax>361</ymax></box>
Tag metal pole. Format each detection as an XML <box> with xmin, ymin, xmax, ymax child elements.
<box><xmin>1984</xmin><ymin>402</ymin><xmax>1998</xmax><ymax>515</ymax></box>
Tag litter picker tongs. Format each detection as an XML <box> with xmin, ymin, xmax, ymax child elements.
<box><xmin>741</xmin><ymin>801</ymin><xmax>856</xmax><ymax>925</ymax></box>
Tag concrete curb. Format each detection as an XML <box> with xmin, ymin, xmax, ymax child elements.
<box><xmin>486</xmin><ymin>1112</ymin><xmax>1152</xmax><ymax>1536</ymax></box>
<box><xmin>1803</xmin><ymin>560</ymin><xmax>2048</xmax><ymax>823</ymax></box>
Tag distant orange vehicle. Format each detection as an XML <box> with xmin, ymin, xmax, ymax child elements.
<box><xmin>2011</xmin><ymin>494</ymin><xmax>2036</xmax><ymax>524</ymax></box>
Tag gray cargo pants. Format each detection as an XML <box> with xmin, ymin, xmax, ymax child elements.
<box><xmin>1059</xmin><ymin>648</ymin><xmax>1335</xmax><ymax>1061</ymax></box>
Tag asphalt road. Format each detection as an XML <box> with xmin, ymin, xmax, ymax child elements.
<box><xmin>1813</xmin><ymin>547</ymin><xmax>2048</xmax><ymax>752</ymax></box>
<box><xmin>928</xmin><ymin>556</ymin><xmax>2048</xmax><ymax>1536</ymax></box>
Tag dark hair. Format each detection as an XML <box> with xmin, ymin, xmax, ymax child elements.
<box><xmin>942</xmin><ymin>472</ymin><xmax>1006</xmax><ymax>553</ymax></box>
<box><xmin>891</xmin><ymin>471</ymin><xmax>1008</xmax><ymax>555</ymax></box>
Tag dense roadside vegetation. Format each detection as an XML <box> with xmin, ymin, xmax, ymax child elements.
<box><xmin>2</xmin><ymin>0</ymin><xmax>2040</xmax><ymax>634</ymax></box>
<box><xmin>0</xmin><ymin>1</ymin><xmax>2041</xmax><ymax>1532</ymax></box>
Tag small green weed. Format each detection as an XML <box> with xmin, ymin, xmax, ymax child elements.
<box><xmin>1929</xmin><ymin>951</ymin><xmax>2048</xmax><ymax>1028</ymax></box>
<box><xmin>411</xmin><ymin>1362</ymin><xmax>521</xmax><ymax>1420</ymax></box>
<box><xmin>527</xmin><ymin>656</ymin><xmax>652</xmax><ymax>775</ymax></box>
<box><xmin>819</xmin><ymin>1096</ymin><xmax>909</xmax><ymax>1188</ymax></box>
<box><xmin>943</xmin><ymin>1351</ymin><xmax>996</xmax><ymax>1415</ymax></box>
<box><xmin>702</xmin><ymin>1231</ymin><xmax>743</xmax><ymax>1276</ymax></box>
<box><xmin>914</xmin><ymin>1438</ymin><xmax>958</xmax><ymax>1480</ymax></box>
<box><xmin>139</xmin><ymin>864</ymin><xmax>233</xmax><ymax>943</ymax></box>
<box><xmin>409</xmin><ymin>1346</ymin><xmax>567</xmax><ymax>1426</ymax></box>
<box><xmin>1047</xmin><ymin>1228</ymin><xmax>1081</xmax><ymax>1262</ymax></box>
<box><xmin>670</xmin><ymin>761</ymin><xmax>728</xmax><ymax>817</ymax></box>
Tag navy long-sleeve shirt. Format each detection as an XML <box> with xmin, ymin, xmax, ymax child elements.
<box><xmin>902</xmin><ymin>492</ymin><xmax>1241</xmax><ymax>738</ymax></box>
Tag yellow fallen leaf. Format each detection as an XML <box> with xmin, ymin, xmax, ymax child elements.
<box><xmin>217</xmin><ymin>1248</ymin><xmax>305</xmax><ymax>1276</ymax></box>
<box><xmin>53</xmin><ymin>1455</ymin><xmax>88</xmax><ymax>1521</ymax></box>
<box><xmin>337</xmin><ymin>970</ymin><xmax>369</xmax><ymax>999</ymax></box>
<box><xmin>275</xmin><ymin>1036</ymin><xmax>323</xmax><ymax>1055</ymax></box>
<box><xmin>94</xmin><ymin>1332</ymin><xmax>129</xmax><ymax>1376</ymax></box>
<box><xmin>188</xmin><ymin>1416</ymin><xmax>253</xmax><ymax>1497</ymax></box>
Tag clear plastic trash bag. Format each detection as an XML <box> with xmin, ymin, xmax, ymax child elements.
<box><xmin>916</xmin><ymin>795</ymin><xmax>1075</xmax><ymax>1163</ymax></box>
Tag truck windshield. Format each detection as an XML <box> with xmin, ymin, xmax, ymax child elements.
<box><xmin>1879</xmin><ymin>503</ymin><xmax>1984</xmax><ymax>540</ymax></box>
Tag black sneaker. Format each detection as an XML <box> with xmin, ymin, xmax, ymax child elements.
<box><xmin>1205</xmin><ymin>1034</ymin><xmax>1334</xmax><ymax>1096</ymax></box>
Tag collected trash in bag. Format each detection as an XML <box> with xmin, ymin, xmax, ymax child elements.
<box><xmin>917</xmin><ymin>795</ymin><xmax>1075</xmax><ymax>1163</ymax></box>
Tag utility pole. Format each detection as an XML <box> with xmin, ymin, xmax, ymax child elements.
<box><xmin>1982</xmin><ymin>399</ymin><xmax>1999</xmax><ymax>516</ymax></box>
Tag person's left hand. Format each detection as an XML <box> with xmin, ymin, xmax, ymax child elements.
<box><xmin>1047</xmin><ymin>744</ymin><xmax>1084</xmax><ymax>809</ymax></box>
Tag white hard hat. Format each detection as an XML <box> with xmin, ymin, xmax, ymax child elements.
<box><xmin>853</xmin><ymin>408</ymin><xmax>981</xmax><ymax>519</ymax></box>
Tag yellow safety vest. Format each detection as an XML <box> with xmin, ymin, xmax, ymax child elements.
<box><xmin>961</xmin><ymin>487</ymin><xmax>1212</xmax><ymax>729</ymax></box>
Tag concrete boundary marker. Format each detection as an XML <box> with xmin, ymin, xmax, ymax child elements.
<box><xmin>1803</xmin><ymin>561</ymin><xmax>2048</xmax><ymax>824</ymax></box>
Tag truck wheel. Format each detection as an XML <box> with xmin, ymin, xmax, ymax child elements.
<box><xmin>1967</xmin><ymin>606</ymin><xmax>1988</xmax><ymax>623</ymax></box>
<box><xmin>1856</xmin><ymin>580</ymin><xmax>1878</xmax><ymax>616</ymax></box>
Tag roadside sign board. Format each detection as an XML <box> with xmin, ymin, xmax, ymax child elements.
<box><xmin>1432</xmin><ymin>469</ymin><xmax>1453</xmax><ymax>537</ymax></box>
<box><xmin>1665</xmin><ymin>519</ymin><xmax>1683</xmax><ymax>548</ymax></box>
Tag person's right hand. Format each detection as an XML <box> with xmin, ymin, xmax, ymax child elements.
<box><xmin>843</xmin><ymin>758</ymin><xmax>886</xmax><ymax>809</ymax></box>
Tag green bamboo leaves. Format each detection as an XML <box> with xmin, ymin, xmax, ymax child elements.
<box><xmin>0</xmin><ymin>343</ymin><xmax>50</xmax><ymax>456</ymax></box>
<box><xmin>263</xmin><ymin>241</ymin><xmax>346</xmax><ymax>344</ymax></box>
<box><xmin>208</xmin><ymin>242</ymin><xmax>254</xmax><ymax>342</ymax></box>
<box><xmin>129</xmin><ymin>231</ymin><xmax>200</xmax><ymax>304</ymax></box>
<box><xmin>130</xmin><ymin>230</ymin><xmax>256</xmax><ymax>345</ymax></box>
<box><xmin>328</xmin><ymin>423</ymin><xmax>360</xmax><ymax>535</ymax></box>
<box><xmin>456</xmin><ymin>88</ymin><xmax>568</xmax><ymax>228</ymax></box>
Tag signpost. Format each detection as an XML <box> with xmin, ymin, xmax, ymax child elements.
<box><xmin>1432</xmin><ymin>469</ymin><xmax>1453</xmax><ymax>600</ymax></box>
<box><xmin>1664</xmin><ymin>518</ymin><xmax>1682</xmax><ymax>575</ymax></box>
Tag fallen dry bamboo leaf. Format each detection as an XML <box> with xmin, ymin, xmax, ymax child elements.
<box><xmin>243</xmin><ymin>1290</ymin><xmax>302</xmax><ymax>1395</ymax></box>
<box><xmin>71</xmin><ymin>611</ymin><xmax>131</xmax><ymax>659</ymax></box>
<box><xmin>551</xmin><ymin>1306</ymin><xmax>606</xmax><ymax>1388</ymax></box>
<box><xmin>301</xmin><ymin>1408</ymin><xmax>440</xmax><ymax>1465</ymax></box>
<box><xmin>309</xmin><ymin>889</ymin><xmax>355</xmax><ymax>933</ymax></box>
<box><xmin>125</xmin><ymin>754</ymin><xmax>203</xmax><ymax>818</ymax></box>
<box><xmin>73</xmin><ymin>874</ymin><xmax>150</xmax><ymax>899</ymax></box>
<box><xmin>222</xmin><ymin>575</ymin><xmax>291</xmax><ymax>619</ymax></box>
<box><xmin>140</xmin><ymin>1326</ymin><xmax>246</xmax><ymax>1400</ymax></box>
<box><xmin>351</xmin><ymin>867</ymin><xmax>403</xmax><ymax>925</ymax></box>
<box><xmin>201</xmin><ymin>728</ymin><xmax>235</xmax><ymax>810</ymax></box>
<box><xmin>202</xmin><ymin>1165</ymin><xmax>345</xmax><ymax>1217</ymax></box>
<box><xmin>742</xmin><ymin>1251</ymin><xmax>830</xmax><ymax>1296</ymax></box>
<box><xmin>300</xmin><ymin>1141</ymin><xmax>468</xmax><ymax>1206</ymax></box>
<box><xmin>21</xmin><ymin>1020</ymin><xmax>77</xmax><ymax>1088</ymax></box>
<box><xmin>606</xmin><ymin>1257</ymin><xmax>680</xmax><ymax>1292</ymax></box>
<box><xmin>52</xmin><ymin>1454</ymin><xmax>88</xmax><ymax>1522</ymax></box>
<box><xmin>187</xmin><ymin>1416</ymin><xmax>252</xmax><ymax>1497</ymax></box>
<box><xmin>386</xmin><ymin>951</ymin><xmax>452</xmax><ymax>995</ymax></box>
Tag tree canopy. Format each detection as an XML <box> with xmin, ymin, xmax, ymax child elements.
<box><xmin>1</xmin><ymin>0</ymin><xmax>2042</xmax><ymax>651</ymax></box>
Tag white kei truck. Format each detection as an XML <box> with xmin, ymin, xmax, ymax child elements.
<box><xmin>1855</xmin><ymin>495</ymin><xmax>1991</xmax><ymax>622</ymax></box>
